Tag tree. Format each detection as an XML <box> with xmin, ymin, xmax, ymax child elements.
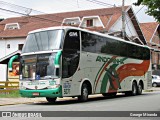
<box><xmin>134</xmin><ymin>0</ymin><xmax>160</xmax><ymax>23</ymax></box>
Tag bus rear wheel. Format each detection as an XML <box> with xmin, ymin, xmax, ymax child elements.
<box><xmin>132</xmin><ymin>82</ymin><xmax>137</xmax><ymax>96</ymax></box>
<box><xmin>46</xmin><ymin>97</ymin><xmax>57</xmax><ymax>103</ymax></box>
<box><xmin>78</xmin><ymin>83</ymin><xmax>88</xmax><ymax>102</ymax></box>
<box><xmin>125</xmin><ymin>82</ymin><xmax>137</xmax><ymax>96</ymax></box>
<box><xmin>137</xmin><ymin>83</ymin><xmax>142</xmax><ymax>95</ymax></box>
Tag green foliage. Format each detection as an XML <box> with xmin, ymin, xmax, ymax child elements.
<box><xmin>0</xmin><ymin>90</ymin><xmax>20</xmax><ymax>98</ymax></box>
<box><xmin>134</xmin><ymin>0</ymin><xmax>160</xmax><ymax>23</ymax></box>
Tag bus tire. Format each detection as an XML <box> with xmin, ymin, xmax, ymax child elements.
<box><xmin>137</xmin><ymin>83</ymin><xmax>142</xmax><ymax>95</ymax></box>
<box><xmin>125</xmin><ymin>82</ymin><xmax>137</xmax><ymax>96</ymax></box>
<box><xmin>78</xmin><ymin>83</ymin><xmax>88</xmax><ymax>102</ymax></box>
<box><xmin>46</xmin><ymin>97</ymin><xmax>57</xmax><ymax>103</ymax></box>
<box><xmin>131</xmin><ymin>82</ymin><xmax>137</xmax><ymax>96</ymax></box>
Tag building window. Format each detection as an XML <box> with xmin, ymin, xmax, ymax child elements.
<box><xmin>4</xmin><ymin>23</ymin><xmax>20</xmax><ymax>30</ymax></box>
<box><xmin>86</xmin><ymin>19</ymin><xmax>93</xmax><ymax>27</ymax></box>
<box><xmin>7</xmin><ymin>44</ymin><xmax>10</xmax><ymax>48</ymax></box>
<box><xmin>18</xmin><ymin>44</ymin><xmax>24</xmax><ymax>50</ymax></box>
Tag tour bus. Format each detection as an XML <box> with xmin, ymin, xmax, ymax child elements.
<box><xmin>19</xmin><ymin>26</ymin><xmax>152</xmax><ymax>102</ymax></box>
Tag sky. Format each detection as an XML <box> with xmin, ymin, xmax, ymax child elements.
<box><xmin>0</xmin><ymin>0</ymin><xmax>155</xmax><ymax>23</ymax></box>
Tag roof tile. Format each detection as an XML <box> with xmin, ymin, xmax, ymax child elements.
<box><xmin>0</xmin><ymin>6</ymin><xmax>129</xmax><ymax>38</ymax></box>
<box><xmin>140</xmin><ymin>22</ymin><xmax>159</xmax><ymax>42</ymax></box>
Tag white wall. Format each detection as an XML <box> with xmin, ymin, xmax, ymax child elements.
<box><xmin>93</xmin><ymin>18</ymin><xmax>102</xmax><ymax>27</ymax></box>
<box><xmin>0</xmin><ymin>40</ymin><xmax>6</xmax><ymax>59</ymax></box>
<box><xmin>0</xmin><ymin>38</ymin><xmax>25</xmax><ymax>59</ymax></box>
<box><xmin>109</xmin><ymin>14</ymin><xmax>138</xmax><ymax>37</ymax></box>
<box><xmin>0</xmin><ymin>64</ymin><xmax>7</xmax><ymax>81</ymax></box>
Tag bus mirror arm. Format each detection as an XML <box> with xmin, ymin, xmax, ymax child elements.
<box><xmin>55</xmin><ymin>68</ymin><xmax>59</xmax><ymax>77</ymax></box>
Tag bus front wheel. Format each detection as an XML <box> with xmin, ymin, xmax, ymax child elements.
<box><xmin>46</xmin><ymin>97</ymin><xmax>57</xmax><ymax>103</ymax></box>
<box><xmin>78</xmin><ymin>83</ymin><xmax>88</xmax><ymax>102</ymax></box>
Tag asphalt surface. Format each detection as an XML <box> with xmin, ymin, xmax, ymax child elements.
<box><xmin>0</xmin><ymin>87</ymin><xmax>159</xmax><ymax>106</ymax></box>
<box><xmin>0</xmin><ymin>87</ymin><xmax>160</xmax><ymax>120</ymax></box>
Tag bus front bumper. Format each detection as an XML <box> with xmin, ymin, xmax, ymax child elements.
<box><xmin>20</xmin><ymin>86</ymin><xmax>62</xmax><ymax>98</ymax></box>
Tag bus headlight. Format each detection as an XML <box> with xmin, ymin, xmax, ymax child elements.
<box><xmin>20</xmin><ymin>86</ymin><xmax>26</xmax><ymax>90</ymax></box>
<box><xmin>47</xmin><ymin>84</ymin><xmax>60</xmax><ymax>89</ymax></box>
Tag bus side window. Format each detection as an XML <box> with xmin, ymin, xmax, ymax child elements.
<box><xmin>62</xmin><ymin>30</ymin><xmax>80</xmax><ymax>78</ymax></box>
<box><xmin>81</xmin><ymin>32</ymin><xmax>96</xmax><ymax>53</ymax></box>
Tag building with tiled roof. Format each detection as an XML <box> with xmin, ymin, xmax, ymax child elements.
<box><xmin>0</xmin><ymin>6</ymin><xmax>146</xmax><ymax>62</ymax></box>
<box><xmin>140</xmin><ymin>22</ymin><xmax>160</xmax><ymax>69</ymax></box>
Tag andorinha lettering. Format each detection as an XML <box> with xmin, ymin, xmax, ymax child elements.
<box><xmin>96</xmin><ymin>56</ymin><xmax>124</xmax><ymax>64</ymax></box>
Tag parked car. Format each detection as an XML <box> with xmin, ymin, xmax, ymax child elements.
<box><xmin>152</xmin><ymin>75</ymin><xmax>160</xmax><ymax>87</ymax></box>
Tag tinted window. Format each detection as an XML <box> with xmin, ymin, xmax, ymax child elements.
<box><xmin>62</xmin><ymin>30</ymin><xmax>80</xmax><ymax>78</ymax></box>
<box><xmin>101</xmin><ymin>38</ymin><xmax>119</xmax><ymax>55</ymax></box>
<box><xmin>81</xmin><ymin>32</ymin><xmax>96</xmax><ymax>53</ymax></box>
<box><xmin>128</xmin><ymin>44</ymin><xmax>137</xmax><ymax>59</ymax></box>
<box><xmin>118</xmin><ymin>41</ymin><xmax>128</xmax><ymax>57</ymax></box>
<box><xmin>22</xmin><ymin>30</ymin><xmax>63</xmax><ymax>53</ymax></box>
<box><xmin>127</xmin><ymin>44</ymin><xmax>150</xmax><ymax>60</ymax></box>
<box><xmin>96</xmin><ymin>36</ymin><xmax>106</xmax><ymax>53</ymax></box>
<box><xmin>143</xmin><ymin>47</ymin><xmax>150</xmax><ymax>60</ymax></box>
<box><xmin>81</xmin><ymin>31</ymin><xmax>150</xmax><ymax>60</ymax></box>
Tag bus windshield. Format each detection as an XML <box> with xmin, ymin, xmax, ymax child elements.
<box><xmin>22</xmin><ymin>30</ymin><xmax>63</xmax><ymax>53</ymax></box>
<box><xmin>21</xmin><ymin>53</ymin><xmax>58</xmax><ymax>80</ymax></box>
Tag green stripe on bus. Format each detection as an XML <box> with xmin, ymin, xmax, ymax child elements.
<box><xmin>94</xmin><ymin>56</ymin><xmax>117</xmax><ymax>92</ymax></box>
<box><xmin>54</xmin><ymin>51</ymin><xmax>62</xmax><ymax>66</ymax></box>
<box><xmin>94</xmin><ymin>62</ymin><xmax>106</xmax><ymax>87</ymax></box>
<box><xmin>100</xmin><ymin>57</ymin><xmax>128</xmax><ymax>93</ymax></box>
<box><xmin>100</xmin><ymin>64</ymin><xmax>118</xmax><ymax>93</ymax></box>
<box><xmin>100</xmin><ymin>72</ymin><xmax>109</xmax><ymax>93</ymax></box>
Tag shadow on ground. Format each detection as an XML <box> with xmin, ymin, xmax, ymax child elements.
<box><xmin>28</xmin><ymin>92</ymin><xmax>157</xmax><ymax>106</ymax></box>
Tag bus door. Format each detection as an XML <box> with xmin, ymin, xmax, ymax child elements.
<box><xmin>61</xmin><ymin>30</ymin><xmax>80</xmax><ymax>96</ymax></box>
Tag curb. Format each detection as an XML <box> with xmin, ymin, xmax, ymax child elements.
<box><xmin>0</xmin><ymin>102</ymin><xmax>35</xmax><ymax>106</ymax></box>
<box><xmin>0</xmin><ymin>89</ymin><xmax>160</xmax><ymax>106</ymax></box>
<box><xmin>0</xmin><ymin>100</ymin><xmax>47</xmax><ymax>106</ymax></box>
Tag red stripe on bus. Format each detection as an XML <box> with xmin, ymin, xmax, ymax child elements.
<box><xmin>94</xmin><ymin>56</ymin><xmax>117</xmax><ymax>93</ymax></box>
<box><xmin>108</xmin><ymin>60</ymin><xmax>150</xmax><ymax>93</ymax></box>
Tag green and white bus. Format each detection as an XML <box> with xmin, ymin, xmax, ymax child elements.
<box><xmin>19</xmin><ymin>26</ymin><xmax>152</xmax><ymax>102</ymax></box>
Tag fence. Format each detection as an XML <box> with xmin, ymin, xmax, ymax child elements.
<box><xmin>0</xmin><ymin>81</ymin><xmax>19</xmax><ymax>93</ymax></box>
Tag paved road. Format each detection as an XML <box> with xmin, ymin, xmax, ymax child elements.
<box><xmin>0</xmin><ymin>91</ymin><xmax>160</xmax><ymax>120</ymax></box>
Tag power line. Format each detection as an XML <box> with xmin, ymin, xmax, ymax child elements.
<box><xmin>0</xmin><ymin>1</ymin><xmax>44</xmax><ymax>15</ymax></box>
<box><xmin>85</xmin><ymin>0</ymin><xmax>115</xmax><ymax>7</ymax></box>
<box><xmin>0</xmin><ymin>1</ymin><xmax>65</xmax><ymax>19</ymax></box>
<box><xmin>124</xmin><ymin>5</ymin><xmax>159</xmax><ymax>39</ymax></box>
<box><xmin>0</xmin><ymin>7</ymin><xmax>62</xmax><ymax>24</ymax></box>
<box><xmin>125</xmin><ymin>5</ymin><xmax>145</xmax><ymax>26</ymax></box>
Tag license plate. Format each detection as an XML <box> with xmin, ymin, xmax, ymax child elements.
<box><xmin>33</xmin><ymin>92</ymin><xmax>39</xmax><ymax>96</ymax></box>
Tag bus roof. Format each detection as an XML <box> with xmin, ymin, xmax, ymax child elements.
<box><xmin>28</xmin><ymin>26</ymin><xmax>150</xmax><ymax>49</ymax></box>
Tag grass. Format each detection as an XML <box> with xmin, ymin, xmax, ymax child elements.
<box><xmin>144</xmin><ymin>89</ymin><xmax>153</xmax><ymax>92</ymax></box>
<box><xmin>0</xmin><ymin>90</ymin><xmax>21</xmax><ymax>98</ymax></box>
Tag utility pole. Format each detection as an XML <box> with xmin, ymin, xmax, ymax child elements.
<box><xmin>122</xmin><ymin>0</ymin><xmax>125</xmax><ymax>39</ymax></box>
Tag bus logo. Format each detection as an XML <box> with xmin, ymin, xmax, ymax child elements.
<box><xmin>96</xmin><ymin>56</ymin><xmax>124</xmax><ymax>64</ymax></box>
<box><xmin>69</xmin><ymin>32</ymin><xmax>78</xmax><ymax>37</ymax></box>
